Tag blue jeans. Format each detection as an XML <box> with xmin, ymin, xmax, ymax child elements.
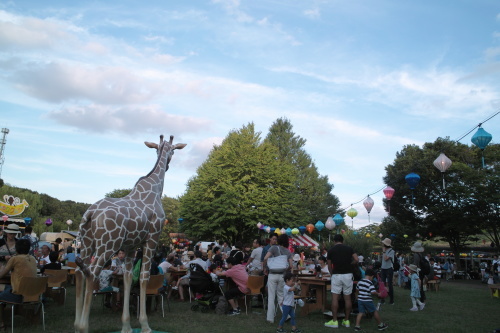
<box><xmin>279</xmin><ymin>305</ymin><xmax>296</xmax><ymax>327</ymax></box>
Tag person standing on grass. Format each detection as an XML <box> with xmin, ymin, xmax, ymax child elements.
<box><xmin>276</xmin><ymin>272</ymin><xmax>302</xmax><ymax>333</ymax></box>
<box><xmin>380</xmin><ymin>238</ymin><xmax>395</xmax><ymax>305</ymax></box>
<box><xmin>408</xmin><ymin>264</ymin><xmax>425</xmax><ymax>311</ymax></box>
<box><xmin>411</xmin><ymin>241</ymin><xmax>426</xmax><ymax>304</ymax></box>
<box><xmin>353</xmin><ymin>268</ymin><xmax>388</xmax><ymax>331</ymax></box>
<box><xmin>325</xmin><ymin>234</ymin><xmax>358</xmax><ymax>329</ymax></box>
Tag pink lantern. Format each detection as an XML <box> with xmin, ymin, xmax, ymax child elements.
<box><xmin>383</xmin><ymin>186</ymin><xmax>395</xmax><ymax>215</ymax></box>
<box><xmin>363</xmin><ymin>196</ymin><xmax>374</xmax><ymax>223</ymax></box>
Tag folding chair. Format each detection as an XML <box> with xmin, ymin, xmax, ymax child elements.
<box><xmin>243</xmin><ymin>275</ymin><xmax>266</xmax><ymax>315</ymax></box>
<box><xmin>44</xmin><ymin>269</ymin><xmax>68</xmax><ymax>305</ymax></box>
<box><xmin>1</xmin><ymin>276</ymin><xmax>48</xmax><ymax>333</ymax></box>
<box><xmin>66</xmin><ymin>262</ymin><xmax>77</xmax><ymax>285</ymax></box>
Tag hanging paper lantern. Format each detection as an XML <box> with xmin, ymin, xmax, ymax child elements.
<box><xmin>347</xmin><ymin>208</ymin><xmax>358</xmax><ymax>219</ymax></box>
<box><xmin>24</xmin><ymin>217</ymin><xmax>32</xmax><ymax>226</ymax></box>
<box><xmin>333</xmin><ymin>214</ymin><xmax>344</xmax><ymax>226</ymax></box>
<box><xmin>341</xmin><ymin>229</ymin><xmax>345</xmax><ymax>234</ymax></box>
<box><xmin>429</xmin><ymin>232</ymin><xmax>433</xmax><ymax>237</ymax></box>
<box><xmin>403</xmin><ymin>234</ymin><xmax>408</xmax><ymax>238</ymax></box>
<box><xmin>298</xmin><ymin>226</ymin><xmax>306</xmax><ymax>235</ymax></box>
<box><xmin>378</xmin><ymin>233</ymin><xmax>383</xmax><ymax>238</ymax></box>
<box><xmin>45</xmin><ymin>218</ymin><xmax>53</xmax><ymax>226</ymax></box>
<box><xmin>325</xmin><ymin>216</ymin><xmax>335</xmax><ymax>231</ymax></box>
<box><xmin>433</xmin><ymin>153</ymin><xmax>452</xmax><ymax>173</ymax></box>
<box><xmin>66</xmin><ymin>219</ymin><xmax>73</xmax><ymax>226</ymax></box>
<box><xmin>363</xmin><ymin>196</ymin><xmax>374</xmax><ymax>214</ymax></box>
<box><xmin>416</xmin><ymin>233</ymin><xmax>420</xmax><ymax>238</ymax></box>
<box><xmin>2</xmin><ymin>215</ymin><xmax>8</xmax><ymax>222</ymax></box>
<box><xmin>286</xmin><ymin>227</ymin><xmax>292</xmax><ymax>236</ymax></box>
<box><xmin>270</xmin><ymin>227</ymin><xmax>276</xmax><ymax>233</ymax></box>
<box><xmin>306</xmin><ymin>224</ymin><xmax>315</xmax><ymax>234</ymax></box>
<box><xmin>281</xmin><ymin>228</ymin><xmax>286</xmax><ymax>235</ymax></box>
<box><xmin>275</xmin><ymin>228</ymin><xmax>281</xmax><ymax>235</ymax></box>
<box><xmin>265</xmin><ymin>226</ymin><xmax>271</xmax><ymax>233</ymax></box>
<box><xmin>257</xmin><ymin>222</ymin><xmax>262</xmax><ymax>229</ymax></box>
<box><xmin>315</xmin><ymin>220</ymin><xmax>324</xmax><ymax>232</ymax></box>
<box><xmin>365</xmin><ymin>233</ymin><xmax>371</xmax><ymax>238</ymax></box>
<box><xmin>383</xmin><ymin>186</ymin><xmax>395</xmax><ymax>200</ymax></box>
<box><xmin>178</xmin><ymin>218</ymin><xmax>184</xmax><ymax>223</ymax></box>
<box><xmin>164</xmin><ymin>219</ymin><xmax>169</xmax><ymax>226</ymax></box>
<box><xmin>292</xmin><ymin>228</ymin><xmax>299</xmax><ymax>235</ymax></box>
<box><xmin>353</xmin><ymin>231</ymin><xmax>358</xmax><ymax>235</ymax></box>
<box><xmin>405</xmin><ymin>173</ymin><xmax>420</xmax><ymax>190</ymax></box>
<box><xmin>472</xmin><ymin>126</ymin><xmax>493</xmax><ymax>167</ymax></box>
<box><xmin>390</xmin><ymin>233</ymin><xmax>396</xmax><ymax>238</ymax></box>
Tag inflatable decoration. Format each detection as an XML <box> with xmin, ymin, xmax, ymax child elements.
<box><xmin>74</xmin><ymin>134</ymin><xmax>186</xmax><ymax>333</ymax></box>
<box><xmin>0</xmin><ymin>195</ymin><xmax>29</xmax><ymax>216</ymax></box>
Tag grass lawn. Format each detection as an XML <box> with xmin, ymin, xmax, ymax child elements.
<box><xmin>8</xmin><ymin>279</ymin><xmax>500</xmax><ymax>333</ymax></box>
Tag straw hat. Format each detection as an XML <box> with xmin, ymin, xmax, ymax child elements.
<box><xmin>381</xmin><ymin>238</ymin><xmax>392</xmax><ymax>247</ymax></box>
<box><xmin>4</xmin><ymin>224</ymin><xmax>20</xmax><ymax>234</ymax></box>
<box><xmin>411</xmin><ymin>241</ymin><xmax>424</xmax><ymax>253</ymax></box>
<box><xmin>408</xmin><ymin>264</ymin><xmax>420</xmax><ymax>272</ymax></box>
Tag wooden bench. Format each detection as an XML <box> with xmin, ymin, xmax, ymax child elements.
<box><xmin>427</xmin><ymin>279</ymin><xmax>441</xmax><ymax>291</ymax></box>
<box><xmin>488</xmin><ymin>284</ymin><xmax>500</xmax><ymax>298</ymax></box>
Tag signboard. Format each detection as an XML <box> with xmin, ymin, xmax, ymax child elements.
<box><xmin>0</xmin><ymin>195</ymin><xmax>29</xmax><ymax>216</ymax></box>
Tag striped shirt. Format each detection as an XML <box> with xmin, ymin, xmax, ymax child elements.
<box><xmin>356</xmin><ymin>278</ymin><xmax>375</xmax><ymax>302</ymax></box>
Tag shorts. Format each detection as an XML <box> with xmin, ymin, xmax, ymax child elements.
<box><xmin>357</xmin><ymin>300</ymin><xmax>376</xmax><ymax>314</ymax></box>
<box><xmin>330</xmin><ymin>273</ymin><xmax>353</xmax><ymax>295</ymax></box>
<box><xmin>224</xmin><ymin>287</ymin><xmax>244</xmax><ymax>300</ymax></box>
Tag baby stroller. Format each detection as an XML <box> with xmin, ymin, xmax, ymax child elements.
<box><xmin>189</xmin><ymin>263</ymin><xmax>223</xmax><ymax>313</ymax></box>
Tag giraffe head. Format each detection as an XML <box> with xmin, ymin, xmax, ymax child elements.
<box><xmin>144</xmin><ymin>135</ymin><xmax>187</xmax><ymax>170</ymax></box>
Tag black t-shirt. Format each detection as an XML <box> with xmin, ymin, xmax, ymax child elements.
<box><xmin>229</xmin><ymin>249</ymin><xmax>244</xmax><ymax>265</ymax></box>
<box><xmin>328</xmin><ymin>243</ymin><xmax>354</xmax><ymax>274</ymax></box>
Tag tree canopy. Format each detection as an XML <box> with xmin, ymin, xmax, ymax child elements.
<box><xmin>382</xmin><ymin>137</ymin><xmax>499</xmax><ymax>262</ymax></box>
<box><xmin>180</xmin><ymin>120</ymin><xmax>340</xmax><ymax>244</ymax></box>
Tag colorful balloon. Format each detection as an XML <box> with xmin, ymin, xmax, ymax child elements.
<box><xmin>306</xmin><ymin>224</ymin><xmax>315</xmax><ymax>234</ymax></box>
<box><xmin>292</xmin><ymin>228</ymin><xmax>299</xmax><ymax>235</ymax></box>
<box><xmin>363</xmin><ymin>196</ymin><xmax>374</xmax><ymax>214</ymax></box>
<box><xmin>257</xmin><ymin>222</ymin><xmax>262</xmax><ymax>229</ymax></box>
<box><xmin>275</xmin><ymin>227</ymin><xmax>281</xmax><ymax>235</ymax></box>
<box><xmin>315</xmin><ymin>220</ymin><xmax>324</xmax><ymax>231</ymax></box>
<box><xmin>298</xmin><ymin>226</ymin><xmax>306</xmax><ymax>235</ymax></box>
<box><xmin>286</xmin><ymin>227</ymin><xmax>292</xmax><ymax>236</ymax></box>
<box><xmin>383</xmin><ymin>186</ymin><xmax>395</xmax><ymax>200</ymax></box>
<box><xmin>325</xmin><ymin>216</ymin><xmax>335</xmax><ymax>231</ymax></box>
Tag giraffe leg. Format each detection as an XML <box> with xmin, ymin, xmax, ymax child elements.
<box><xmin>139</xmin><ymin>245</ymin><xmax>154</xmax><ymax>333</ymax></box>
<box><xmin>74</xmin><ymin>270</ymin><xmax>84</xmax><ymax>332</ymax></box>
<box><xmin>121</xmin><ymin>257</ymin><xmax>133</xmax><ymax>333</ymax></box>
<box><xmin>77</xmin><ymin>274</ymin><xmax>95</xmax><ymax>333</ymax></box>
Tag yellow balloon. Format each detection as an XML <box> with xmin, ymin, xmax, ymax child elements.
<box><xmin>275</xmin><ymin>228</ymin><xmax>281</xmax><ymax>235</ymax></box>
<box><xmin>366</xmin><ymin>233</ymin><xmax>371</xmax><ymax>238</ymax></box>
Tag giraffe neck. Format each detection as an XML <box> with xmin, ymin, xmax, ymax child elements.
<box><xmin>130</xmin><ymin>143</ymin><xmax>170</xmax><ymax>198</ymax></box>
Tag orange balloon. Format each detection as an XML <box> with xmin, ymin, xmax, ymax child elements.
<box><xmin>306</xmin><ymin>224</ymin><xmax>315</xmax><ymax>234</ymax></box>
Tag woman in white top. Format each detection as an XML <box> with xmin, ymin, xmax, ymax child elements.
<box><xmin>317</xmin><ymin>256</ymin><xmax>330</xmax><ymax>278</ymax></box>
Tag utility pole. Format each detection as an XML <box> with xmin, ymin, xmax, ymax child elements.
<box><xmin>0</xmin><ymin>128</ymin><xmax>9</xmax><ymax>179</ymax></box>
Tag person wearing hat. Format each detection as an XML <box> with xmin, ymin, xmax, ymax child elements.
<box><xmin>411</xmin><ymin>241</ymin><xmax>427</xmax><ymax>304</ymax></box>
<box><xmin>408</xmin><ymin>264</ymin><xmax>425</xmax><ymax>311</ymax></box>
<box><xmin>380</xmin><ymin>238</ymin><xmax>395</xmax><ymax>305</ymax></box>
<box><xmin>0</xmin><ymin>224</ymin><xmax>20</xmax><ymax>268</ymax></box>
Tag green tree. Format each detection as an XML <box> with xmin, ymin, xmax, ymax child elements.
<box><xmin>180</xmin><ymin>123</ymin><xmax>296</xmax><ymax>244</ymax></box>
<box><xmin>105</xmin><ymin>189</ymin><xmax>132</xmax><ymax>198</ymax></box>
<box><xmin>264</xmin><ymin>118</ymin><xmax>340</xmax><ymax>223</ymax></box>
<box><xmin>160</xmin><ymin>196</ymin><xmax>181</xmax><ymax>248</ymax></box>
<box><xmin>383</xmin><ymin>138</ymin><xmax>499</xmax><ymax>266</ymax></box>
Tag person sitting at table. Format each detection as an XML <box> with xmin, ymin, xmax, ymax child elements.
<box><xmin>0</xmin><ymin>238</ymin><xmax>37</xmax><ymax>330</ymax></box>
<box><xmin>212</xmin><ymin>247</ymin><xmax>224</xmax><ymax>268</ymax></box>
<box><xmin>174</xmin><ymin>250</ymin><xmax>207</xmax><ymax>301</ymax></box>
<box><xmin>215</xmin><ymin>256</ymin><xmax>249</xmax><ymax>315</ymax></box>
<box><xmin>111</xmin><ymin>249</ymin><xmax>126</xmax><ymax>275</ymax></box>
<box><xmin>63</xmin><ymin>246</ymin><xmax>76</xmax><ymax>264</ymax></box>
<box><xmin>0</xmin><ymin>224</ymin><xmax>20</xmax><ymax>270</ymax></box>
<box><xmin>317</xmin><ymin>256</ymin><xmax>330</xmax><ymax>278</ymax></box>
<box><xmin>41</xmin><ymin>251</ymin><xmax>62</xmax><ymax>274</ymax></box>
<box><xmin>38</xmin><ymin>245</ymin><xmax>51</xmax><ymax>268</ymax></box>
<box><xmin>51</xmin><ymin>238</ymin><xmax>63</xmax><ymax>253</ymax></box>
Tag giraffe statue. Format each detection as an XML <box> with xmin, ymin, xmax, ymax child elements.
<box><xmin>74</xmin><ymin>135</ymin><xmax>186</xmax><ymax>333</ymax></box>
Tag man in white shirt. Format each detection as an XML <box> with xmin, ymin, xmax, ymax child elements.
<box><xmin>246</xmin><ymin>239</ymin><xmax>264</xmax><ymax>275</ymax></box>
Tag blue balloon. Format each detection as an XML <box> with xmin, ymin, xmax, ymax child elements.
<box><xmin>315</xmin><ymin>220</ymin><xmax>324</xmax><ymax>231</ymax></box>
<box><xmin>24</xmin><ymin>217</ymin><xmax>32</xmax><ymax>226</ymax></box>
<box><xmin>298</xmin><ymin>226</ymin><xmax>306</xmax><ymax>235</ymax></box>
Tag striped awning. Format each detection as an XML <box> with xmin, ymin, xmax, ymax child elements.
<box><xmin>290</xmin><ymin>234</ymin><xmax>319</xmax><ymax>247</ymax></box>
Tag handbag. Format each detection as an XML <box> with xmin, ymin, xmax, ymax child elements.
<box><xmin>267</xmin><ymin>246</ymin><xmax>289</xmax><ymax>273</ymax></box>
<box><xmin>377</xmin><ymin>273</ymin><xmax>388</xmax><ymax>299</ymax></box>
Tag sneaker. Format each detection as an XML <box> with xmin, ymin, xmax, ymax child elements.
<box><xmin>276</xmin><ymin>328</ymin><xmax>287</xmax><ymax>333</ymax></box>
<box><xmin>342</xmin><ymin>319</ymin><xmax>350</xmax><ymax>328</ymax></box>
<box><xmin>354</xmin><ymin>327</ymin><xmax>362</xmax><ymax>331</ymax></box>
<box><xmin>324</xmin><ymin>320</ymin><xmax>339</xmax><ymax>328</ymax></box>
<box><xmin>378</xmin><ymin>323</ymin><xmax>388</xmax><ymax>331</ymax></box>
<box><xmin>409</xmin><ymin>307</ymin><xmax>418</xmax><ymax>311</ymax></box>
<box><xmin>228</xmin><ymin>309</ymin><xmax>240</xmax><ymax>316</ymax></box>
<box><xmin>419</xmin><ymin>303</ymin><xmax>425</xmax><ymax>311</ymax></box>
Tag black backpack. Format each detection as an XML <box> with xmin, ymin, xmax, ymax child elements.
<box><xmin>418</xmin><ymin>254</ymin><xmax>431</xmax><ymax>275</ymax></box>
<box><xmin>392</xmin><ymin>258</ymin><xmax>400</xmax><ymax>271</ymax></box>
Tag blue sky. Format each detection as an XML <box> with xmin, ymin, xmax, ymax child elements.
<box><xmin>0</xmin><ymin>0</ymin><xmax>499</xmax><ymax>229</ymax></box>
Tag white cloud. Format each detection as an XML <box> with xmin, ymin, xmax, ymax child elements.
<box><xmin>304</xmin><ymin>8</ymin><xmax>320</xmax><ymax>19</ymax></box>
<box><xmin>47</xmin><ymin>104</ymin><xmax>213</xmax><ymax>135</ymax></box>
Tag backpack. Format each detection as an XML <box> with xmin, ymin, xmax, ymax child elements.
<box><xmin>418</xmin><ymin>254</ymin><xmax>431</xmax><ymax>275</ymax></box>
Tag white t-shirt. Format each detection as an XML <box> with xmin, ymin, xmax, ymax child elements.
<box><xmin>249</xmin><ymin>247</ymin><xmax>263</xmax><ymax>270</ymax></box>
<box><xmin>283</xmin><ymin>284</ymin><xmax>295</xmax><ymax>306</ymax></box>
<box><xmin>159</xmin><ymin>260</ymin><xmax>172</xmax><ymax>273</ymax></box>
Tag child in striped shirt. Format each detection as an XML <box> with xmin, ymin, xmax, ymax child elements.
<box><xmin>354</xmin><ymin>269</ymin><xmax>388</xmax><ymax>331</ymax></box>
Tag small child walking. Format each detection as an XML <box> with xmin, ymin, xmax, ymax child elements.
<box><xmin>276</xmin><ymin>272</ymin><xmax>302</xmax><ymax>333</ymax></box>
<box><xmin>409</xmin><ymin>264</ymin><xmax>425</xmax><ymax>311</ymax></box>
<box><xmin>354</xmin><ymin>268</ymin><xmax>388</xmax><ymax>331</ymax></box>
